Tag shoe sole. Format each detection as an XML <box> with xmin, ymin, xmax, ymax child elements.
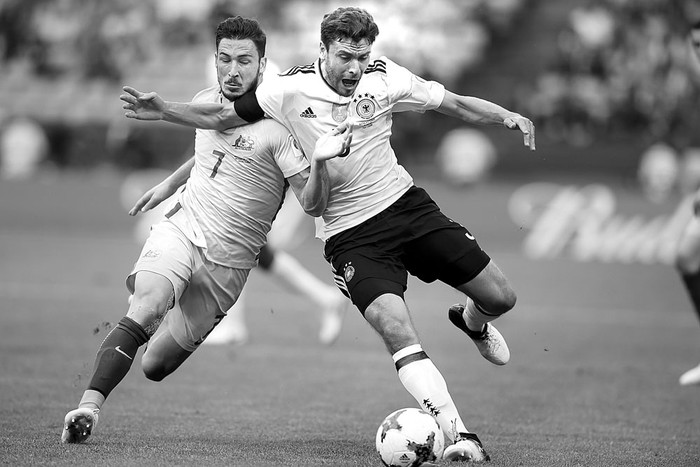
<box><xmin>61</xmin><ymin>414</ymin><xmax>95</xmax><ymax>444</ymax></box>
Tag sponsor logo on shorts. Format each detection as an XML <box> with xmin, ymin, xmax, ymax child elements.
<box><xmin>344</xmin><ymin>263</ymin><xmax>355</xmax><ymax>282</ymax></box>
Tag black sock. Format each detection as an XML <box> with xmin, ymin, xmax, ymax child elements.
<box><xmin>87</xmin><ymin>316</ymin><xmax>149</xmax><ymax>398</ymax></box>
<box><xmin>681</xmin><ymin>271</ymin><xmax>700</xmax><ymax>324</ymax></box>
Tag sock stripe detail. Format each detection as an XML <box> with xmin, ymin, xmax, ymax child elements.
<box><xmin>394</xmin><ymin>351</ymin><xmax>429</xmax><ymax>371</ymax></box>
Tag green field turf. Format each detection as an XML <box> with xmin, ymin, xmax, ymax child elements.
<box><xmin>0</xmin><ymin>172</ymin><xmax>698</xmax><ymax>466</ymax></box>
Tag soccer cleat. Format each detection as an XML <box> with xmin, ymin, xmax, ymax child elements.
<box><xmin>318</xmin><ymin>294</ymin><xmax>347</xmax><ymax>346</ymax></box>
<box><xmin>61</xmin><ymin>407</ymin><xmax>99</xmax><ymax>444</ymax></box>
<box><xmin>443</xmin><ymin>432</ymin><xmax>490</xmax><ymax>462</ymax></box>
<box><xmin>449</xmin><ymin>304</ymin><xmax>510</xmax><ymax>365</ymax></box>
<box><xmin>679</xmin><ymin>363</ymin><xmax>700</xmax><ymax>386</ymax></box>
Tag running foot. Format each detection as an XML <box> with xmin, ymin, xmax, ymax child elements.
<box><xmin>679</xmin><ymin>363</ymin><xmax>700</xmax><ymax>386</ymax></box>
<box><xmin>443</xmin><ymin>432</ymin><xmax>490</xmax><ymax>462</ymax></box>
<box><xmin>448</xmin><ymin>304</ymin><xmax>510</xmax><ymax>365</ymax></box>
<box><xmin>319</xmin><ymin>294</ymin><xmax>347</xmax><ymax>346</ymax></box>
<box><xmin>61</xmin><ymin>407</ymin><xmax>99</xmax><ymax>444</ymax></box>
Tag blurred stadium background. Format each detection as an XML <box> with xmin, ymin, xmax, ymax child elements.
<box><xmin>1</xmin><ymin>0</ymin><xmax>700</xmax><ymax>465</ymax></box>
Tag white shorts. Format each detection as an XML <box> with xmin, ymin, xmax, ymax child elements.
<box><xmin>127</xmin><ymin>219</ymin><xmax>249</xmax><ymax>352</ymax></box>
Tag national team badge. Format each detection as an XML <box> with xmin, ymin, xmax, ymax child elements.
<box><xmin>332</xmin><ymin>103</ymin><xmax>349</xmax><ymax>122</ymax></box>
<box><xmin>232</xmin><ymin>134</ymin><xmax>255</xmax><ymax>151</ymax></box>
<box><xmin>344</xmin><ymin>263</ymin><xmax>355</xmax><ymax>282</ymax></box>
<box><xmin>354</xmin><ymin>93</ymin><xmax>377</xmax><ymax>119</ymax></box>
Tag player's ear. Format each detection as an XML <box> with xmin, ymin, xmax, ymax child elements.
<box><xmin>319</xmin><ymin>41</ymin><xmax>327</xmax><ymax>61</ymax></box>
<box><xmin>259</xmin><ymin>57</ymin><xmax>267</xmax><ymax>76</ymax></box>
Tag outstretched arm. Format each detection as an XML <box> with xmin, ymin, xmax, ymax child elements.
<box><xmin>288</xmin><ymin>122</ymin><xmax>353</xmax><ymax>217</ymax></box>
<box><xmin>120</xmin><ymin>86</ymin><xmax>249</xmax><ymax>131</ymax></box>
<box><xmin>129</xmin><ymin>157</ymin><xmax>195</xmax><ymax>216</ymax></box>
<box><xmin>437</xmin><ymin>91</ymin><xmax>536</xmax><ymax>151</ymax></box>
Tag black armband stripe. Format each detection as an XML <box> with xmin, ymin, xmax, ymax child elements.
<box><xmin>234</xmin><ymin>90</ymin><xmax>265</xmax><ymax>123</ymax></box>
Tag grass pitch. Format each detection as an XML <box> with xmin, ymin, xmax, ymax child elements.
<box><xmin>0</xmin><ymin>171</ymin><xmax>698</xmax><ymax>466</ymax></box>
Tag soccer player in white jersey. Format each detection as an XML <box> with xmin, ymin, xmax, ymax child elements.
<box><xmin>127</xmin><ymin>159</ymin><xmax>346</xmax><ymax>346</ymax></box>
<box><xmin>61</xmin><ymin>16</ymin><xmax>352</xmax><ymax>444</ymax></box>
<box><xmin>121</xmin><ymin>7</ymin><xmax>535</xmax><ymax>461</ymax></box>
<box><xmin>676</xmin><ymin>19</ymin><xmax>700</xmax><ymax>386</ymax></box>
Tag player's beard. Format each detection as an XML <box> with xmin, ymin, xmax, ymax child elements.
<box><xmin>220</xmin><ymin>68</ymin><xmax>260</xmax><ymax>102</ymax></box>
<box><xmin>323</xmin><ymin>63</ymin><xmax>358</xmax><ymax>97</ymax></box>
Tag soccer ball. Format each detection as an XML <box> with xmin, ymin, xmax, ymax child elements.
<box><xmin>375</xmin><ymin>408</ymin><xmax>445</xmax><ymax>467</ymax></box>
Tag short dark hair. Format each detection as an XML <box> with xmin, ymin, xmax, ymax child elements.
<box><xmin>215</xmin><ymin>16</ymin><xmax>266</xmax><ymax>58</ymax></box>
<box><xmin>320</xmin><ymin>7</ymin><xmax>379</xmax><ymax>49</ymax></box>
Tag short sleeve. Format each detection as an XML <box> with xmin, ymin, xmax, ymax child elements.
<box><xmin>268</xmin><ymin>123</ymin><xmax>309</xmax><ymax>178</ymax></box>
<box><xmin>384</xmin><ymin>57</ymin><xmax>446</xmax><ymax>113</ymax></box>
<box><xmin>253</xmin><ymin>75</ymin><xmax>286</xmax><ymax>124</ymax></box>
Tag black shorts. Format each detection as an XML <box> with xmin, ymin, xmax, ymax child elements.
<box><xmin>323</xmin><ymin>185</ymin><xmax>490</xmax><ymax>313</ymax></box>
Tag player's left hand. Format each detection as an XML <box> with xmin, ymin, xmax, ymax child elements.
<box><xmin>129</xmin><ymin>183</ymin><xmax>173</xmax><ymax>216</ymax></box>
<box><xmin>313</xmin><ymin>121</ymin><xmax>354</xmax><ymax>161</ymax></box>
<box><xmin>504</xmin><ymin>114</ymin><xmax>536</xmax><ymax>151</ymax></box>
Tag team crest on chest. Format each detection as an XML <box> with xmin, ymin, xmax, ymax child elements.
<box><xmin>332</xmin><ymin>103</ymin><xmax>350</xmax><ymax>122</ymax></box>
<box><xmin>232</xmin><ymin>134</ymin><xmax>255</xmax><ymax>151</ymax></box>
<box><xmin>354</xmin><ymin>93</ymin><xmax>377</xmax><ymax>119</ymax></box>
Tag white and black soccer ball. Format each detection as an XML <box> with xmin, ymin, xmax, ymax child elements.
<box><xmin>375</xmin><ymin>408</ymin><xmax>445</xmax><ymax>467</ymax></box>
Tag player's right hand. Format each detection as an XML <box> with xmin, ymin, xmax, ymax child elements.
<box><xmin>313</xmin><ymin>121</ymin><xmax>353</xmax><ymax>161</ymax></box>
<box><xmin>121</xmin><ymin>86</ymin><xmax>165</xmax><ymax>121</ymax></box>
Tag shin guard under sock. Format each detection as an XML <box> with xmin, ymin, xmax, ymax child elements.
<box><xmin>87</xmin><ymin>316</ymin><xmax>149</xmax><ymax>398</ymax></box>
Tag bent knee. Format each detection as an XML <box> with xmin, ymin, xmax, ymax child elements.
<box><xmin>141</xmin><ymin>355</ymin><xmax>169</xmax><ymax>382</ymax></box>
<box><xmin>481</xmin><ymin>289</ymin><xmax>516</xmax><ymax>316</ymax></box>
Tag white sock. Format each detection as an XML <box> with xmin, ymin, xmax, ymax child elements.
<box><xmin>463</xmin><ymin>297</ymin><xmax>498</xmax><ymax>333</ymax></box>
<box><xmin>393</xmin><ymin>345</ymin><xmax>469</xmax><ymax>442</ymax></box>
<box><xmin>79</xmin><ymin>389</ymin><xmax>105</xmax><ymax>411</ymax></box>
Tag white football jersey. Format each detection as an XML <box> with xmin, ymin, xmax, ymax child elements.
<box><xmin>254</xmin><ymin>56</ymin><xmax>446</xmax><ymax>240</ymax></box>
<box><xmin>169</xmin><ymin>85</ymin><xmax>309</xmax><ymax>268</ymax></box>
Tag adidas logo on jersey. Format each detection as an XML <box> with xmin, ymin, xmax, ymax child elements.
<box><xmin>299</xmin><ymin>107</ymin><xmax>317</xmax><ymax>118</ymax></box>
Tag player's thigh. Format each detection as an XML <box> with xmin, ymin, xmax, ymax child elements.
<box><xmin>455</xmin><ymin>260</ymin><xmax>516</xmax><ymax>313</ymax></box>
<box><xmin>327</xmin><ymin>246</ymin><xmax>408</xmax><ymax>314</ymax></box>
<box><xmin>173</xmin><ymin>258</ymin><xmax>249</xmax><ymax>352</ymax></box>
<box><xmin>403</xmin><ymin>224</ymin><xmax>489</xmax><ymax>288</ymax></box>
<box><xmin>126</xmin><ymin>219</ymin><xmax>195</xmax><ymax>312</ymax></box>
<box><xmin>676</xmin><ymin>217</ymin><xmax>700</xmax><ymax>272</ymax></box>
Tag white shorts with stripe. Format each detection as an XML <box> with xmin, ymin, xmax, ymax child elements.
<box><xmin>126</xmin><ymin>218</ymin><xmax>249</xmax><ymax>352</ymax></box>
